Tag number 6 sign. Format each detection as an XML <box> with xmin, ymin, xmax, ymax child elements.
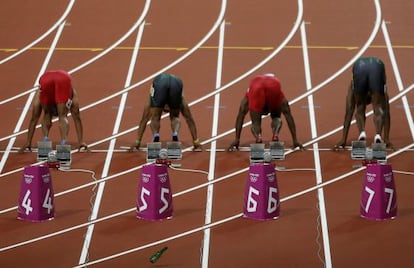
<box><xmin>136</xmin><ymin>163</ymin><xmax>173</xmax><ymax>221</ymax></box>
<box><xmin>18</xmin><ymin>165</ymin><xmax>55</xmax><ymax>222</ymax></box>
<box><xmin>243</xmin><ymin>163</ymin><xmax>280</xmax><ymax>220</ymax></box>
<box><xmin>360</xmin><ymin>163</ymin><xmax>397</xmax><ymax>220</ymax></box>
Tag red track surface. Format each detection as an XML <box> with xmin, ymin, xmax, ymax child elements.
<box><xmin>1</xmin><ymin>0</ymin><xmax>413</xmax><ymax>267</ymax></box>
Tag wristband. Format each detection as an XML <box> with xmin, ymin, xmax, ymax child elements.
<box><xmin>194</xmin><ymin>138</ymin><xmax>199</xmax><ymax>144</ymax></box>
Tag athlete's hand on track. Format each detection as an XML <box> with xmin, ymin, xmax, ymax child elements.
<box><xmin>18</xmin><ymin>143</ymin><xmax>32</xmax><ymax>154</ymax></box>
<box><xmin>292</xmin><ymin>141</ymin><xmax>304</xmax><ymax>151</ymax></box>
<box><xmin>193</xmin><ymin>141</ymin><xmax>203</xmax><ymax>152</ymax></box>
<box><xmin>227</xmin><ymin>139</ymin><xmax>240</xmax><ymax>151</ymax></box>
<box><xmin>128</xmin><ymin>140</ymin><xmax>141</xmax><ymax>152</ymax></box>
<box><xmin>78</xmin><ymin>142</ymin><xmax>90</xmax><ymax>152</ymax></box>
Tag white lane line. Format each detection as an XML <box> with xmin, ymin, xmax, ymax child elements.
<box><xmin>0</xmin><ymin>0</ymin><xmax>298</xmax><ymax>152</ymax></box>
<box><xmin>77</xmin><ymin>20</ymin><xmax>146</xmax><ymax>265</ymax></box>
<box><xmin>1</xmin><ymin>83</ymin><xmax>413</xmax><ymax>183</ymax></box>
<box><xmin>300</xmin><ymin>21</ymin><xmax>332</xmax><ymax>267</ymax></box>
<box><xmin>201</xmin><ymin>19</ymin><xmax>226</xmax><ymax>268</ymax></box>
<box><xmin>0</xmin><ymin>0</ymin><xmax>380</xmax><ymax>159</ymax></box>
<box><xmin>2</xmin><ymin>135</ymin><xmax>413</xmax><ymax>254</ymax></box>
<box><xmin>0</xmin><ymin>0</ymin><xmax>151</xmax><ymax>106</ymax></box>
<box><xmin>382</xmin><ymin>20</ymin><xmax>414</xmax><ymax>139</ymax></box>
<box><xmin>70</xmin><ymin>142</ymin><xmax>414</xmax><ymax>267</ymax></box>
<box><xmin>0</xmin><ymin>0</ymin><xmax>75</xmax><ymax>65</ymax></box>
<box><xmin>69</xmin><ymin>0</ymin><xmax>151</xmax><ymax>74</ymax></box>
<box><xmin>0</xmin><ymin>0</ymin><xmax>294</xmax><ymax>148</ymax></box>
<box><xmin>0</xmin><ymin>21</ymin><xmax>67</xmax><ymax>175</ymax></box>
<box><xmin>0</xmin><ymin>0</ymin><xmax>225</xmax><ymax>143</ymax></box>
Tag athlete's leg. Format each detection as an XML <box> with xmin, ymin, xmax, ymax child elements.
<box><xmin>270</xmin><ymin>110</ymin><xmax>282</xmax><ymax>141</ymax></box>
<box><xmin>354</xmin><ymin>93</ymin><xmax>367</xmax><ymax>140</ymax></box>
<box><xmin>41</xmin><ymin>110</ymin><xmax>53</xmax><ymax>139</ymax></box>
<box><xmin>150</xmin><ymin>107</ymin><xmax>163</xmax><ymax>142</ymax></box>
<box><xmin>249</xmin><ymin>110</ymin><xmax>262</xmax><ymax>142</ymax></box>
<box><xmin>371</xmin><ymin>92</ymin><xmax>386</xmax><ymax>143</ymax></box>
<box><xmin>56</xmin><ymin>103</ymin><xmax>70</xmax><ymax>144</ymax></box>
<box><xmin>169</xmin><ymin>108</ymin><xmax>181</xmax><ymax>141</ymax></box>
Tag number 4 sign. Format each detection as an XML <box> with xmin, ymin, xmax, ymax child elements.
<box><xmin>18</xmin><ymin>165</ymin><xmax>55</xmax><ymax>222</ymax></box>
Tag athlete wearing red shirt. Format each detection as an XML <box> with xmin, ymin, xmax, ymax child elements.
<box><xmin>19</xmin><ymin>70</ymin><xmax>88</xmax><ymax>152</ymax></box>
<box><xmin>228</xmin><ymin>74</ymin><xmax>303</xmax><ymax>151</ymax></box>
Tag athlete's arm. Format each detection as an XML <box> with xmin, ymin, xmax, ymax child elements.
<box><xmin>227</xmin><ymin>97</ymin><xmax>249</xmax><ymax>151</ymax></box>
<box><xmin>19</xmin><ymin>91</ymin><xmax>42</xmax><ymax>152</ymax></box>
<box><xmin>383</xmin><ymin>92</ymin><xmax>393</xmax><ymax>149</ymax></box>
<box><xmin>281</xmin><ymin>98</ymin><xmax>303</xmax><ymax>150</ymax></box>
<box><xmin>70</xmin><ymin>89</ymin><xmax>88</xmax><ymax>151</ymax></box>
<box><xmin>180</xmin><ymin>97</ymin><xmax>202</xmax><ymax>150</ymax></box>
<box><xmin>130</xmin><ymin>101</ymin><xmax>151</xmax><ymax>151</ymax></box>
<box><xmin>334</xmin><ymin>83</ymin><xmax>355</xmax><ymax>149</ymax></box>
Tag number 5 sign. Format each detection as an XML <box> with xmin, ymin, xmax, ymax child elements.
<box><xmin>360</xmin><ymin>163</ymin><xmax>397</xmax><ymax>220</ymax></box>
<box><xmin>243</xmin><ymin>163</ymin><xmax>280</xmax><ymax>220</ymax></box>
<box><xmin>18</xmin><ymin>165</ymin><xmax>55</xmax><ymax>222</ymax></box>
<box><xmin>136</xmin><ymin>163</ymin><xmax>173</xmax><ymax>221</ymax></box>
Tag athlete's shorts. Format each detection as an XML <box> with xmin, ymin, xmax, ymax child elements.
<box><xmin>246</xmin><ymin>75</ymin><xmax>285</xmax><ymax>114</ymax></box>
<box><xmin>39</xmin><ymin>70</ymin><xmax>73</xmax><ymax>106</ymax></box>
<box><xmin>150</xmin><ymin>73</ymin><xmax>183</xmax><ymax>109</ymax></box>
<box><xmin>352</xmin><ymin>57</ymin><xmax>386</xmax><ymax>95</ymax></box>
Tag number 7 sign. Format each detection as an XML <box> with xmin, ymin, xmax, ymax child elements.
<box><xmin>360</xmin><ymin>164</ymin><xmax>397</xmax><ymax>220</ymax></box>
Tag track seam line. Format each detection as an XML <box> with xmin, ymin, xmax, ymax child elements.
<box><xmin>0</xmin><ymin>0</ymin><xmax>75</xmax><ymax>65</ymax></box>
<box><xmin>0</xmin><ymin>21</ymin><xmax>66</xmax><ymax>175</ymax></box>
<box><xmin>201</xmin><ymin>19</ymin><xmax>226</xmax><ymax>268</ymax></box>
<box><xmin>381</xmin><ymin>20</ymin><xmax>414</xmax><ymax>139</ymax></box>
<box><xmin>77</xmin><ymin>19</ymin><xmax>147</xmax><ymax>266</ymax></box>
<box><xmin>0</xmin><ymin>0</ymin><xmax>151</xmax><ymax>106</ymax></box>
<box><xmin>70</xmin><ymin>142</ymin><xmax>414</xmax><ymax>267</ymax></box>
<box><xmin>300</xmin><ymin>21</ymin><xmax>331</xmax><ymax>267</ymax></box>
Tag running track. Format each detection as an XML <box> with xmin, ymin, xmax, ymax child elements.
<box><xmin>1</xmin><ymin>0</ymin><xmax>413</xmax><ymax>267</ymax></box>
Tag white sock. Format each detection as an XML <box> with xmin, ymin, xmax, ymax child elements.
<box><xmin>374</xmin><ymin>134</ymin><xmax>383</xmax><ymax>143</ymax></box>
<box><xmin>358</xmin><ymin>131</ymin><xmax>366</xmax><ymax>140</ymax></box>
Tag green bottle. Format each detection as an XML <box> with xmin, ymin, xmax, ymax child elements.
<box><xmin>149</xmin><ymin>246</ymin><xmax>168</xmax><ymax>263</ymax></box>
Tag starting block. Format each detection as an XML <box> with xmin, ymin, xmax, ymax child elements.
<box><xmin>351</xmin><ymin>141</ymin><xmax>367</xmax><ymax>160</ymax></box>
<box><xmin>372</xmin><ymin>143</ymin><xmax>387</xmax><ymax>161</ymax></box>
<box><xmin>56</xmin><ymin>145</ymin><xmax>71</xmax><ymax>170</ymax></box>
<box><xmin>269</xmin><ymin>141</ymin><xmax>285</xmax><ymax>160</ymax></box>
<box><xmin>147</xmin><ymin>142</ymin><xmax>162</xmax><ymax>162</ymax></box>
<box><xmin>166</xmin><ymin>142</ymin><xmax>182</xmax><ymax>160</ymax></box>
<box><xmin>37</xmin><ymin>141</ymin><xmax>52</xmax><ymax>162</ymax></box>
<box><xmin>250</xmin><ymin>143</ymin><xmax>265</xmax><ymax>163</ymax></box>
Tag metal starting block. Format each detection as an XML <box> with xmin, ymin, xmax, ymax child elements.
<box><xmin>146</xmin><ymin>142</ymin><xmax>162</xmax><ymax>162</ymax></box>
<box><xmin>250</xmin><ymin>143</ymin><xmax>265</xmax><ymax>163</ymax></box>
<box><xmin>269</xmin><ymin>141</ymin><xmax>285</xmax><ymax>160</ymax></box>
<box><xmin>371</xmin><ymin>143</ymin><xmax>387</xmax><ymax>161</ymax></box>
<box><xmin>166</xmin><ymin>142</ymin><xmax>182</xmax><ymax>160</ymax></box>
<box><xmin>351</xmin><ymin>141</ymin><xmax>367</xmax><ymax>160</ymax></box>
<box><xmin>56</xmin><ymin>145</ymin><xmax>71</xmax><ymax>169</ymax></box>
<box><xmin>37</xmin><ymin>141</ymin><xmax>52</xmax><ymax>161</ymax></box>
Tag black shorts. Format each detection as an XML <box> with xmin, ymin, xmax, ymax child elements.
<box><xmin>150</xmin><ymin>73</ymin><xmax>183</xmax><ymax>109</ymax></box>
<box><xmin>352</xmin><ymin>57</ymin><xmax>386</xmax><ymax>96</ymax></box>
